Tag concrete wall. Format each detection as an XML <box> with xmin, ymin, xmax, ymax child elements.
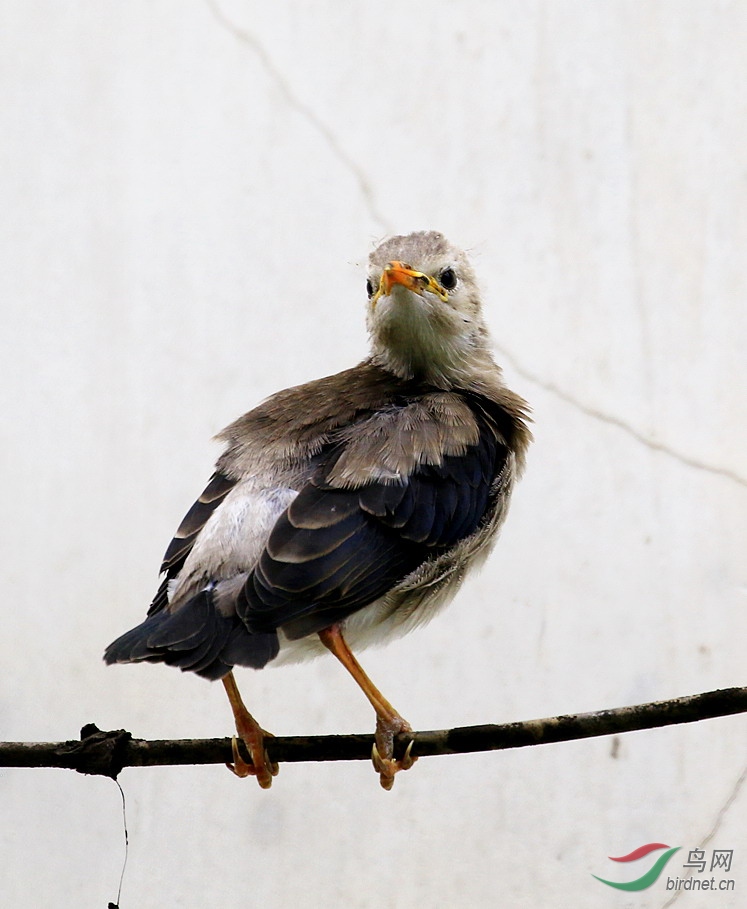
<box><xmin>2</xmin><ymin>2</ymin><xmax>745</xmax><ymax>906</ymax></box>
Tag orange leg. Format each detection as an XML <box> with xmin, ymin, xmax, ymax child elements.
<box><xmin>319</xmin><ymin>624</ymin><xmax>417</xmax><ymax>790</ymax></box>
<box><xmin>222</xmin><ymin>670</ymin><xmax>278</xmax><ymax>789</ymax></box>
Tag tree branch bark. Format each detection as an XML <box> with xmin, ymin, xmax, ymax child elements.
<box><xmin>1</xmin><ymin>686</ymin><xmax>745</xmax><ymax>780</ymax></box>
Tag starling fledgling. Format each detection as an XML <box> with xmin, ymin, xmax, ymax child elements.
<box><xmin>105</xmin><ymin>231</ymin><xmax>531</xmax><ymax>789</ymax></box>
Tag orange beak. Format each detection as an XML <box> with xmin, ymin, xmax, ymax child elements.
<box><xmin>372</xmin><ymin>261</ymin><xmax>448</xmax><ymax>306</ymax></box>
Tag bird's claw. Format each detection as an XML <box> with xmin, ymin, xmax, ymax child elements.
<box><xmin>226</xmin><ymin>734</ymin><xmax>278</xmax><ymax>789</ymax></box>
<box><xmin>372</xmin><ymin>737</ymin><xmax>417</xmax><ymax>790</ymax></box>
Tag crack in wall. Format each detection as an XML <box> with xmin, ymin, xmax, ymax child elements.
<box><xmin>204</xmin><ymin>0</ymin><xmax>392</xmax><ymax>234</ymax></box>
<box><xmin>659</xmin><ymin>761</ymin><xmax>747</xmax><ymax>907</ymax></box>
<box><xmin>495</xmin><ymin>342</ymin><xmax>747</xmax><ymax>490</ymax></box>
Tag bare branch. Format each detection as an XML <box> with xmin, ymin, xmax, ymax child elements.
<box><xmin>1</xmin><ymin>686</ymin><xmax>745</xmax><ymax>779</ymax></box>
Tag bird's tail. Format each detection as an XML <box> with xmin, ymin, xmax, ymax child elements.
<box><xmin>103</xmin><ymin>589</ymin><xmax>279</xmax><ymax>680</ymax></box>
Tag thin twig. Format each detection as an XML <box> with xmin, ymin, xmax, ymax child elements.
<box><xmin>1</xmin><ymin>686</ymin><xmax>745</xmax><ymax>779</ymax></box>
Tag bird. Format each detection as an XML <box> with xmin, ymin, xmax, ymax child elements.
<box><xmin>104</xmin><ymin>230</ymin><xmax>531</xmax><ymax>790</ymax></box>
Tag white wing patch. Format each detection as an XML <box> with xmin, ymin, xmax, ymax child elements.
<box><xmin>168</xmin><ymin>481</ymin><xmax>298</xmax><ymax>607</ymax></box>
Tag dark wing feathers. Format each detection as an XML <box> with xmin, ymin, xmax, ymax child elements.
<box><xmin>146</xmin><ymin>471</ymin><xmax>236</xmax><ymax>617</ymax></box>
<box><xmin>357</xmin><ymin>479</ymin><xmax>410</xmax><ymax>519</ymax></box>
<box><xmin>160</xmin><ymin>471</ymin><xmax>237</xmax><ymax>575</ymax></box>
<box><xmin>147</xmin><ymin>577</ymin><xmax>170</xmax><ymax>616</ymax></box>
<box><xmin>104</xmin><ymin>469</ymin><xmax>277</xmax><ymax>678</ymax></box>
<box><xmin>398</xmin><ymin>481</ymin><xmax>437</xmax><ymax>543</ymax></box>
<box><xmin>267</xmin><ymin>507</ymin><xmax>362</xmax><ymax>564</ymax></box>
<box><xmin>146</xmin><ymin>471</ymin><xmax>237</xmax><ymax>617</ymax></box>
<box><xmin>242</xmin><ymin>520</ymin><xmax>420</xmax><ymax>640</ymax></box>
<box><xmin>106</xmin><ymin>392</ymin><xmax>510</xmax><ymax>676</ymax></box>
<box><xmin>104</xmin><ymin>588</ymin><xmax>279</xmax><ymax>679</ymax></box>
<box><xmin>239</xmin><ymin>405</ymin><xmax>506</xmax><ymax>640</ymax></box>
<box><xmin>286</xmin><ymin>482</ymin><xmax>361</xmax><ymax>529</ymax></box>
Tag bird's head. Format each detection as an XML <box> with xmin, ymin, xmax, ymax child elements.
<box><xmin>365</xmin><ymin>231</ymin><xmax>493</xmax><ymax>387</ymax></box>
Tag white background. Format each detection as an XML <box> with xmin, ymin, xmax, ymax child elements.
<box><xmin>2</xmin><ymin>2</ymin><xmax>746</xmax><ymax>907</ymax></box>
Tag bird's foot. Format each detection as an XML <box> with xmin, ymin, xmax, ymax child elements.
<box><xmin>372</xmin><ymin>714</ymin><xmax>418</xmax><ymax>791</ymax></box>
<box><xmin>226</xmin><ymin>730</ymin><xmax>278</xmax><ymax>790</ymax></box>
<box><xmin>221</xmin><ymin>671</ymin><xmax>278</xmax><ymax>789</ymax></box>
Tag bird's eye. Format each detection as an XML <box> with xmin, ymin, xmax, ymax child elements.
<box><xmin>366</xmin><ymin>278</ymin><xmax>375</xmax><ymax>298</ymax></box>
<box><xmin>439</xmin><ymin>267</ymin><xmax>457</xmax><ymax>291</ymax></box>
